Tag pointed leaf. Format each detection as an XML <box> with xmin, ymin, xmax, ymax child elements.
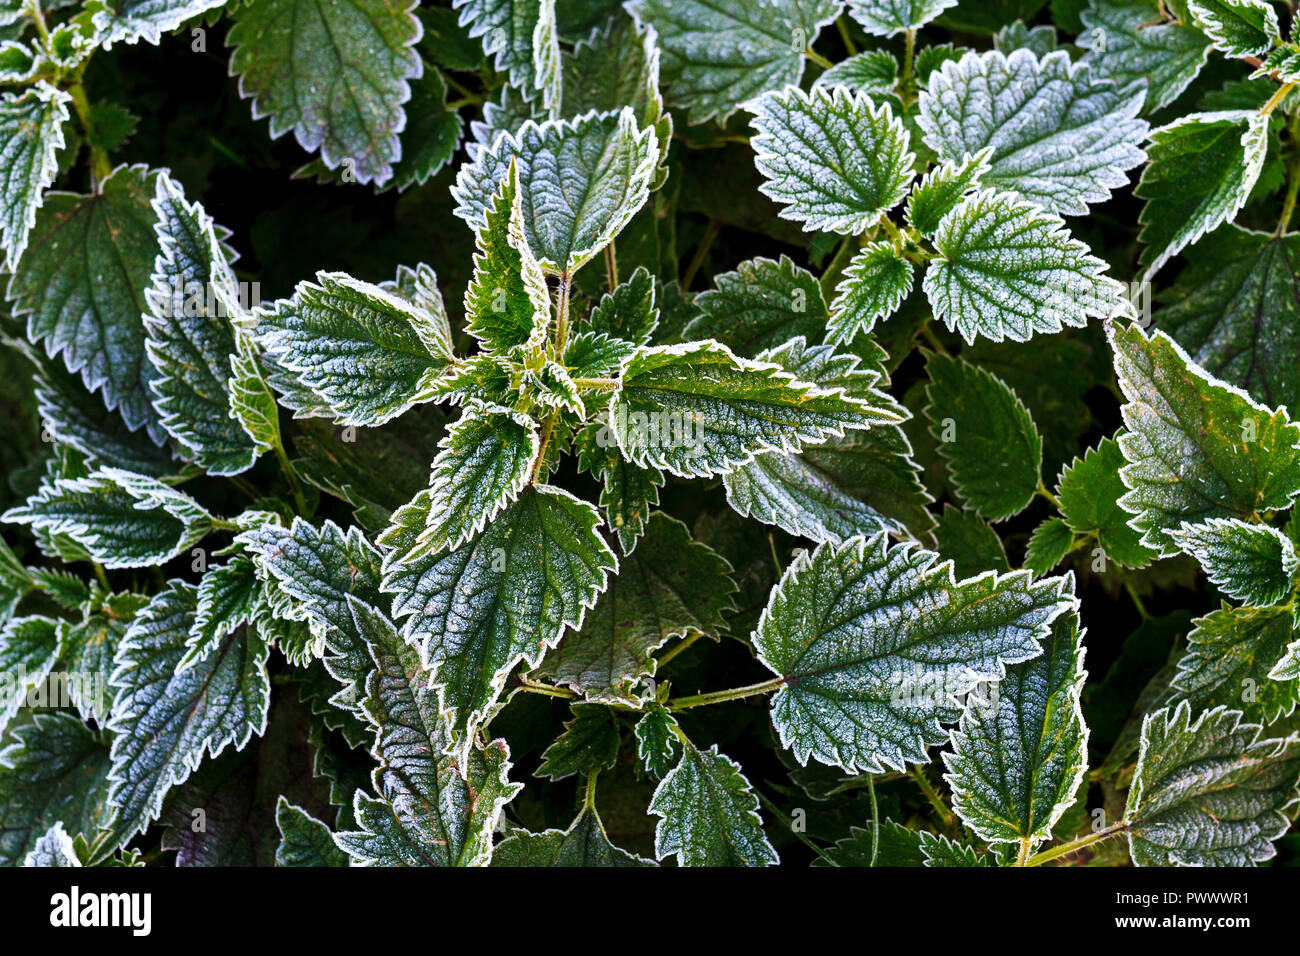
<box><xmin>829</xmin><ymin>242</ymin><xmax>914</xmax><ymax>341</ymax></box>
<box><xmin>493</xmin><ymin>806</ymin><xmax>654</xmax><ymax>866</ymax></box>
<box><xmin>0</xmin><ymin>616</ymin><xmax>62</xmax><ymax>733</ymax></box>
<box><xmin>1169</xmin><ymin>517</ymin><xmax>1298</xmax><ymax>607</ymax></box>
<box><xmin>848</xmin><ymin>0</ymin><xmax>957</xmax><ymax>35</ymax></box>
<box><xmin>536</xmin><ymin>704</ymin><xmax>620</xmax><ymax>780</ymax></box>
<box><xmin>685</xmin><ymin>255</ymin><xmax>829</xmax><ymax>357</ymax></box>
<box><xmin>1172</xmin><ymin>605</ymin><xmax>1299</xmax><ymax>724</ymax></box>
<box><xmin>0</xmin><ymin>82</ymin><xmax>70</xmax><ymax>270</ymax></box>
<box><xmin>1187</xmin><ymin>0</ymin><xmax>1278</xmax><ymax>58</ymax></box>
<box><xmin>905</xmin><ymin>148</ymin><xmax>991</xmax><ymax>237</ymax></box>
<box><xmin>1055</xmin><ymin>435</ymin><xmax>1156</xmax><ymax>569</ymax></box>
<box><xmin>1078</xmin><ymin>0</ymin><xmax>1211</xmax><ymax>114</ymax></box>
<box><xmin>274</xmin><ymin>798</ymin><xmax>347</xmax><ymax>867</ymax></box>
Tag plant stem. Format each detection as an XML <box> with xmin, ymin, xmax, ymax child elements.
<box><xmin>1036</xmin><ymin>482</ymin><xmax>1061</xmax><ymax>509</ymax></box>
<box><xmin>819</xmin><ymin>232</ymin><xmax>857</xmax><ymax>299</ymax></box>
<box><xmin>666</xmin><ymin>676</ymin><xmax>786</xmax><ymax>711</ymax></box>
<box><xmin>805</xmin><ymin>48</ymin><xmax>835</xmax><ymax>70</ymax></box>
<box><xmin>604</xmin><ymin>240</ymin><xmax>619</xmax><ymax>291</ymax></box>
<box><xmin>1014</xmin><ymin>837</ymin><xmax>1034</xmax><ymax>866</ymax></box>
<box><xmin>835</xmin><ymin>16</ymin><xmax>858</xmax><ymax>56</ymax></box>
<box><xmin>1263</xmin><ymin>80</ymin><xmax>1297</xmax><ymax>117</ymax></box>
<box><xmin>553</xmin><ymin>273</ymin><xmax>573</xmax><ymax>352</ymax></box>
<box><xmin>767</xmin><ymin>530</ymin><xmax>784</xmax><ymax>577</ymax></box>
<box><xmin>656</xmin><ymin>631</ymin><xmax>704</xmax><ymax>668</ymax></box>
<box><xmin>274</xmin><ymin>440</ymin><xmax>309</xmax><ymax>515</ymax></box>
<box><xmin>583</xmin><ymin>770</ymin><xmax>599</xmax><ymax>810</ymax></box>
<box><xmin>67</xmin><ymin>81</ymin><xmax>112</xmax><ymax>188</ymax></box>
<box><xmin>908</xmin><ymin>766</ymin><xmax>958</xmax><ymax>832</ymax></box>
<box><xmin>1025</xmin><ymin>820</ymin><xmax>1128</xmax><ymax>866</ymax></box>
<box><xmin>573</xmin><ymin>377</ymin><xmax>621</xmax><ymax>391</ymax></box>
<box><xmin>681</xmin><ymin>219</ymin><xmax>720</xmax><ymax>290</ymax></box>
<box><xmin>1277</xmin><ymin>110</ymin><xmax>1300</xmax><ymax>236</ymax></box>
<box><xmin>919</xmin><ymin>322</ymin><xmax>948</xmax><ymax>355</ymax></box>
<box><xmin>516</xmin><ymin>679</ymin><xmax>577</xmax><ymax>700</ymax></box>
<box><xmin>91</xmin><ymin>561</ymin><xmax>109</xmax><ymax>591</ymax></box>
<box><xmin>755</xmin><ymin>790</ymin><xmax>838</xmax><ymax>865</ymax></box>
<box><xmin>866</xmin><ymin>774</ymin><xmax>880</xmax><ymax>867</ymax></box>
<box><xmin>1124</xmin><ymin>579</ymin><xmax>1151</xmax><ymax>620</ymax></box>
<box><xmin>900</xmin><ymin>30</ymin><xmax>917</xmax><ymax>106</ymax></box>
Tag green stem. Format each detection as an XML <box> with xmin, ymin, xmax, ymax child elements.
<box><xmin>767</xmin><ymin>531</ymin><xmax>784</xmax><ymax>578</ymax></box>
<box><xmin>667</xmin><ymin>677</ymin><xmax>786</xmax><ymax>711</ymax></box>
<box><xmin>919</xmin><ymin>322</ymin><xmax>948</xmax><ymax>355</ymax></box>
<box><xmin>1025</xmin><ymin>820</ymin><xmax>1128</xmax><ymax>867</ymax></box>
<box><xmin>1036</xmin><ymin>482</ymin><xmax>1061</xmax><ymax>509</ymax></box>
<box><xmin>908</xmin><ymin>766</ymin><xmax>957</xmax><ymax>832</ymax></box>
<box><xmin>805</xmin><ymin>48</ymin><xmax>835</xmax><ymax>70</ymax></box>
<box><xmin>866</xmin><ymin>774</ymin><xmax>879</xmax><ymax>867</ymax></box>
<box><xmin>681</xmin><ymin>219</ymin><xmax>720</xmax><ymax>290</ymax></box>
<box><xmin>656</xmin><ymin>631</ymin><xmax>704</xmax><ymax>668</ymax></box>
<box><xmin>604</xmin><ymin>240</ymin><xmax>619</xmax><ymax>291</ymax></box>
<box><xmin>900</xmin><ymin>30</ymin><xmax>917</xmax><ymax>107</ymax></box>
<box><xmin>1264</xmin><ymin>81</ymin><xmax>1298</xmax><ymax>117</ymax></box>
<box><xmin>583</xmin><ymin>770</ymin><xmax>599</xmax><ymax>810</ymax></box>
<box><xmin>755</xmin><ymin>790</ymin><xmax>839</xmax><ymax>866</ymax></box>
<box><xmin>819</xmin><ymin>232</ymin><xmax>858</xmax><ymax>299</ymax></box>
<box><xmin>878</xmin><ymin>215</ymin><xmax>906</xmax><ymax>251</ymax></box>
<box><xmin>67</xmin><ymin>81</ymin><xmax>111</xmax><ymax>188</ymax></box>
<box><xmin>1124</xmin><ymin>579</ymin><xmax>1151</xmax><ymax>621</ymax></box>
<box><xmin>835</xmin><ymin>16</ymin><xmax>858</xmax><ymax>56</ymax></box>
<box><xmin>1014</xmin><ymin>837</ymin><xmax>1034</xmax><ymax>866</ymax></box>
<box><xmin>516</xmin><ymin>680</ymin><xmax>577</xmax><ymax>700</ymax></box>
<box><xmin>573</xmin><ymin>377</ymin><xmax>621</xmax><ymax>391</ymax></box>
<box><xmin>273</xmin><ymin>440</ymin><xmax>309</xmax><ymax>515</ymax></box>
<box><xmin>24</xmin><ymin>0</ymin><xmax>50</xmax><ymax>47</ymax></box>
<box><xmin>1277</xmin><ymin>110</ymin><xmax>1300</xmax><ymax>236</ymax></box>
<box><xmin>209</xmin><ymin>516</ymin><xmax>243</xmax><ymax>532</ymax></box>
<box><xmin>553</xmin><ymin>273</ymin><xmax>573</xmax><ymax>352</ymax></box>
<box><xmin>91</xmin><ymin>561</ymin><xmax>109</xmax><ymax>591</ymax></box>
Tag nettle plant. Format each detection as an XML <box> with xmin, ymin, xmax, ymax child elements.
<box><xmin>2</xmin><ymin>0</ymin><xmax>1300</xmax><ymax>870</ymax></box>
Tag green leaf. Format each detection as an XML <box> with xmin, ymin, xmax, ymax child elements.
<box><xmin>611</xmin><ymin>341</ymin><xmax>900</xmax><ymax>478</ymax></box>
<box><xmin>749</xmin><ymin>86</ymin><xmax>915</xmax><ymax>236</ymax></box>
<box><xmin>274</xmin><ymin>798</ymin><xmax>347</xmax><ymax>867</ymax></box>
<box><xmin>905</xmin><ymin>147</ymin><xmax>991</xmax><ymax>238</ymax></box>
<box><xmin>1110</xmin><ymin>322</ymin><xmax>1300</xmax><ymax>555</ymax></box>
<box><xmin>381</xmin><ymin>484</ymin><xmax>615</xmax><ymax>749</ymax></box>
<box><xmin>59</xmin><ymin>592</ymin><xmax>150</xmax><ymax>721</ymax></box>
<box><xmin>1172</xmin><ymin>605</ymin><xmax>1299</xmax><ymax>724</ymax></box>
<box><xmin>1024</xmin><ymin>516</ymin><xmax>1073</xmax><ymax>574</ymax></box>
<box><xmin>452</xmin><ymin>108</ymin><xmax>658</xmax><ymax>273</ymax></box>
<box><xmin>1187</xmin><ymin>0</ymin><xmax>1278</xmax><ymax>57</ymax></box>
<box><xmin>1126</xmin><ymin>702</ymin><xmax>1300</xmax><ymax>866</ymax></box>
<box><xmin>848</xmin><ymin>0</ymin><xmax>957</xmax><ymax>35</ymax></box>
<box><xmin>536</xmin><ymin>512</ymin><xmax>734</xmax><ymax>701</ymax></box>
<box><xmin>756</xmin><ymin>533</ymin><xmax>1073</xmax><ymax>772</ymax></box>
<box><xmin>0</xmin><ymin>83</ymin><xmax>70</xmax><ymax>270</ymax></box>
<box><xmin>812</xmin><ymin>49</ymin><xmax>900</xmax><ymax>93</ymax></box>
<box><xmin>0</xmin><ymin>616</ymin><xmax>62</xmax><ymax>733</ymax></box>
<box><xmin>88</xmin><ymin>0</ymin><xmax>229</xmax><ymax>47</ymax></box>
<box><xmin>685</xmin><ymin>256</ymin><xmax>829</xmax><ymax>358</ymax></box>
<box><xmin>186</xmin><ymin>556</ymin><xmax>263</xmax><ymax>667</ymax></box>
<box><xmin>1078</xmin><ymin>0</ymin><xmax>1211</xmax><ymax>114</ymax></box>
<box><xmin>1158</xmin><ymin>226</ymin><xmax>1300</xmax><ymax>411</ymax></box>
<box><xmin>493</xmin><ymin>806</ymin><xmax>655</xmax><ymax>866</ymax></box>
<box><xmin>228</xmin><ymin>335</ymin><xmax>280</xmax><ymax>454</ymax></box>
<box><xmin>924</xmin><ymin>189</ymin><xmax>1128</xmax><ymax>343</ymax></box>
<box><xmin>228</xmin><ymin>0</ymin><xmax>423</xmax><ymax>185</ymax></box>
<box><xmin>575</xmin><ymin>423</ymin><xmax>664</xmax><ymax>554</ymax></box>
<box><xmin>24</xmin><ymin>821</ymin><xmax>82</xmax><ymax>867</ymax></box>
<box><xmin>918</xmin><ymin>50</ymin><xmax>1147</xmax><ymax>216</ymax></box>
<box><xmin>3</xmin><ymin>467</ymin><xmax>212</xmax><ymax>569</ymax></box>
<box><xmin>143</xmin><ymin>173</ymin><xmax>261</xmax><ymax>475</ymax></box>
<box><xmin>106</xmin><ymin>581</ymin><xmax>270</xmax><ymax>842</ymax></box>
<box><xmin>336</xmin><ymin>597</ymin><xmax>522</xmax><ymax>866</ymax></box>
<box><xmin>464</xmin><ymin>161</ymin><xmax>550</xmax><ymax>353</ymax></box>
<box><xmin>536</xmin><ymin>704</ymin><xmax>620</xmax><ymax>780</ymax></box>
<box><xmin>625</xmin><ymin>0</ymin><xmax>841</xmax><ymax>124</ymax></box>
<box><xmin>635</xmin><ymin>703</ymin><xmax>680</xmax><ymax>777</ymax></box>
<box><xmin>1251</xmin><ymin>45</ymin><xmax>1300</xmax><ymax>83</ymax></box>
<box><xmin>829</xmin><ymin>242</ymin><xmax>914</xmax><ymax>341</ymax></box>
<box><xmin>1055</xmin><ymin>436</ymin><xmax>1157</xmax><ymax>569</ymax></box>
<box><xmin>649</xmin><ymin>741</ymin><xmax>778</xmax><ymax>866</ymax></box>
<box><xmin>454</xmin><ymin>0</ymin><xmax>559</xmax><ymax>106</ymax></box>
<box><xmin>1136</xmin><ymin>110</ymin><xmax>1270</xmax><ymax>278</ymax></box>
<box><xmin>933</xmin><ymin>504</ymin><xmax>1010</xmax><ymax>579</ymax></box>
<box><xmin>945</xmin><ymin>610</ymin><xmax>1088</xmax><ymax>846</ymax></box>
<box><xmin>0</xmin><ymin>712</ymin><xmax>115</xmax><ymax>867</ymax></box>
<box><xmin>919</xmin><ymin>830</ymin><xmax>989</xmax><ymax>866</ymax></box>
<box><xmin>816</xmin><ymin>819</ymin><xmax>925</xmax><ymax>866</ymax></box>
<box><xmin>1169</xmin><ymin>517</ymin><xmax>1298</xmax><ymax>607</ymax></box>
<box><xmin>924</xmin><ymin>351</ymin><xmax>1042</xmax><ymax>521</ymax></box>
<box><xmin>255</xmin><ymin>271</ymin><xmax>453</xmax><ymax>427</ymax></box>
<box><xmin>8</xmin><ymin>164</ymin><xmax>165</xmax><ymax>440</ymax></box>
<box><xmin>587</xmin><ymin>265</ymin><xmax>658</xmax><ymax>346</ymax></box>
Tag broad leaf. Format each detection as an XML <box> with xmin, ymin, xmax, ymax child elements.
<box><xmin>945</xmin><ymin>610</ymin><xmax>1088</xmax><ymax>846</ymax></box>
<box><xmin>228</xmin><ymin>0</ymin><xmax>423</xmax><ymax>185</ymax></box>
<box><xmin>89</xmin><ymin>0</ymin><xmax>230</xmax><ymax>47</ymax></box>
<box><xmin>536</xmin><ymin>704</ymin><xmax>620</xmax><ymax>780</ymax></box>
<box><xmin>923</xmin><ymin>188</ymin><xmax>1127</xmax><ymax>343</ymax></box>
<box><xmin>1172</xmin><ymin>605</ymin><xmax>1299</xmax><ymax>724</ymax></box>
<box><xmin>274</xmin><ymin>798</ymin><xmax>347</xmax><ymax>867</ymax></box>
<box><xmin>829</xmin><ymin>242</ymin><xmax>913</xmax><ymax>341</ymax></box>
<box><xmin>494</xmin><ymin>806</ymin><xmax>654</xmax><ymax>866</ymax></box>
<box><xmin>1168</xmin><ymin>517</ymin><xmax>1298</xmax><ymax>607</ymax></box>
<box><xmin>918</xmin><ymin>50</ymin><xmax>1147</xmax><ymax>216</ymax></box>
<box><xmin>1126</xmin><ymin>702</ymin><xmax>1300</xmax><ymax>866</ymax></box>
<box><xmin>453</xmin><ymin>0</ymin><xmax>559</xmax><ymax>107</ymax></box>
<box><xmin>685</xmin><ymin>256</ymin><xmax>830</xmax><ymax>357</ymax></box>
<box><xmin>588</xmin><ymin>266</ymin><xmax>658</xmax><ymax>346</ymax></box>
<box><xmin>749</xmin><ymin>85</ymin><xmax>915</xmax><ymax>235</ymax></box>
<box><xmin>1078</xmin><ymin>0</ymin><xmax>1211</xmax><ymax>114</ymax></box>
<box><xmin>924</xmin><ymin>351</ymin><xmax>1042</xmax><ymax>521</ymax></box>
<box><xmin>813</xmin><ymin>50</ymin><xmax>899</xmax><ymax>93</ymax></box>
<box><xmin>24</xmin><ymin>821</ymin><xmax>81</xmax><ymax>867</ymax></box>
<box><xmin>919</xmin><ymin>830</ymin><xmax>988</xmax><ymax>866</ymax></box>
<box><xmin>0</xmin><ymin>616</ymin><xmax>62</xmax><ymax>733</ymax></box>
<box><xmin>905</xmin><ymin>147</ymin><xmax>991</xmax><ymax>238</ymax></box>
<box><xmin>1110</xmin><ymin>322</ymin><xmax>1300</xmax><ymax>555</ymax></box>
<box><xmin>1187</xmin><ymin>0</ymin><xmax>1277</xmax><ymax>57</ymax></box>
<box><xmin>1055</xmin><ymin>435</ymin><xmax>1156</xmax><ymax>569</ymax></box>
<box><xmin>848</xmin><ymin>0</ymin><xmax>957</xmax><ymax>35</ymax></box>
<box><xmin>0</xmin><ymin>83</ymin><xmax>70</xmax><ymax>270</ymax></box>
<box><xmin>649</xmin><ymin>741</ymin><xmax>778</xmax><ymax>866</ymax></box>
<box><xmin>753</xmin><ymin>533</ymin><xmax>1073</xmax><ymax>772</ymax></box>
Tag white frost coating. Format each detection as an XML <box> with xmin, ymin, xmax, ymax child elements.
<box><xmin>23</xmin><ymin>821</ymin><xmax>81</xmax><ymax>867</ymax></box>
<box><xmin>1172</xmin><ymin>605</ymin><xmax>1298</xmax><ymax>723</ymax></box>
<box><xmin>848</xmin><ymin>0</ymin><xmax>956</xmax><ymax>35</ymax></box>
<box><xmin>1187</xmin><ymin>0</ymin><xmax>1278</xmax><ymax>58</ymax></box>
<box><xmin>0</xmin><ymin>83</ymin><xmax>70</xmax><ymax>270</ymax></box>
<box><xmin>1168</xmin><ymin>517</ymin><xmax>1299</xmax><ymax>607</ymax></box>
<box><xmin>749</xmin><ymin>85</ymin><xmax>915</xmax><ymax>235</ymax></box>
<box><xmin>829</xmin><ymin>241</ymin><xmax>914</xmax><ymax>340</ymax></box>
<box><xmin>918</xmin><ymin>49</ymin><xmax>1148</xmax><ymax>216</ymax></box>
<box><xmin>91</xmin><ymin>0</ymin><xmax>231</xmax><ymax>48</ymax></box>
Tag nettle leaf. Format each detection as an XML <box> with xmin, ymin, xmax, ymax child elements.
<box><xmin>919</xmin><ymin>830</ymin><xmax>988</xmax><ymax>866</ymax></box>
<box><xmin>1159</xmin><ymin>226</ymin><xmax>1300</xmax><ymax>411</ymax></box>
<box><xmin>848</xmin><ymin>0</ymin><xmax>957</xmax><ymax>35</ymax></box>
<box><xmin>565</xmin><ymin>332</ymin><xmax>636</xmax><ymax>380</ymax></box>
<box><xmin>0</xmin><ymin>617</ymin><xmax>62</xmax><ymax>733</ymax></box>
<box><xmin>918</xmin><ymin>50</ymin><xmax>1147</xmax><ymax>216</ymax></box>
<box><xmin>24</xmin><ymin>821</ymin><xmax>81</xmax><ymax>868</ymax></box>
<box><xmin>8</xmin><ymin>164</ymin><xmax>165</xmax><ymax>441</ymax></box>
<box><xmin>464</xmin><ymin>162</ymin><xmax>550</xmax><ymax>353</ymax></box>
<box><xmin>625</xmin><ymin>0</ymin><xmax>841</xmax><ymax>125</ymax></box>
<box><xmin>0</xmin><ymin>83</ymin><xmax>70</xmax><ymax>270</ymax></box>
<box><xmin>588</xmin><ymin>266</ymin><xmax>658</xmax><ymax>347</ymax></box>
<box><xmin>1055</xmin><ymin>436</ymin><xmax>1156</xmax><ymax>570</ymax></box>
<box><xmin>88</xmin><ymin>0</ymin><xmax>230</xmax><ymax>47</ymax></box>
<box><xmin>945</xmin><ymin>610</ymin><xmax>1088</xmax><ymax>846</ymax></box>
<box><xmin>381</xmin><ymin>485</ymin><xmax>615</xmax><ymax>750</ymax></box>
<box><xmin>1110</xmin><ymin>322</ymin><xmax>1300</xmax><ymax>555</ymax></box>
<box><xmin>575</xmin><ymin>423</ymin><xmax>664</xmax><ymax>554</ymax></box>
<box><xmin>635</xmin><ymin>704</ymin><xmax>680</xmax><ymax>777</ymax></box>
<box><xmin>649</xmin><ymin>741</ymin><xmax>778</xmax><ymax>867</ymax></box>
<box><xmin>611</xmin><ymin>341</ymin><xmax>899</xmax><ymax>478</ymax></box>
<box><xmin>416</xmin><ymin>404</ymin><xmax>539</xmax><ymax>555</ymax></box>
<box><xmin>189</xmin><ymin>556</ymin><xmax>262</xmax><ymax>664</ymax></box>
<box><xmin>813</xmin><ymin>49</ymin><xmax>900</xmax><ymax>93</ymax></box>
<box><xmin>829</xmin><ymin>242</ymin><xmax>914</xmax><ymax>341</ymax></box>
<box><xmin>686</xmin><ymin>255</ymin><xmax>829</xmax><ymax>357</ymax></box>
<box><xmin>452</xmin><ymin>108</ymin><xmax>657</xmax><ymax>273</ymax></box>
<box><xmin>933</xmin><ymin>504</ymin><xmax>1010</xmax><ymax>578</ymax></box>
<box><xmin>60</xmin><ymin>592</ymin><xmax>150</xmax><ymax>721</ymax></box>
<box><xmin>275</xmin><ymin>798</ymin><xmax>347</xmax><ymax>867</ymax></box>
<box><xmin>536</xmin><ymin>512</ymin><xmax>734</xmax><ymax>702</ymax></box>
<box><xmin>1078</xmin><ymin>0</ymin><xmax>1211</xmax><ymax>115</ymax></box>
<box><xmin>228</xmin><ymin>335</ymin><xmax>280</xmax><ymax>454</ymax></box>
<box><xmin>3</xmin><ymin>467</ymin><xmax>212</xmax><ymax>569</ymax></box>
<box><xmin>923</xmin><ymin>189</ymin><xmax>1127</xmax><ymax>343</ymax></box>
<box><xmin>1168</xmin><ymin>518</ymin><xmax>1298</xmax><ymax>607</ymax></box>
<box><xmin>1172</xmin><ymin>605</ymin><xmax>1299</xmax><ymax>724</ymax></box>
<box><xmin>1253</xmin><ymin>45</ymin><xmax>1300</xmax><ymax>83</ymax></box>
<box><xmin>143</xmin><ymin>173</ymin><xmax>262</xmax><ymax>476</ymax></box>
<box><xmin>106</xmin><ymin>581</ymin><xmax>270</xmax><ymax>842</ymax></box>
<box><xmin>1187</xmin><ymin>0</ymin><xmax>1278</xmax><ymax>57</ymax></box>
<box><xmin>255</xmin><ymin>271</ymin><xmax>454</xmax><ymax>427</ymax></box>
<box><xmin>924</xmin><ymin>351</ymin><xmax>1042</xmax><ymax>521</ymax></box>
<box><xmin>536</xmin><ymin>704</ymin><xmax>620</xmax><ymax>780</ymax></box>
<box><xmin>749</xmin><ymin>86</ymin><xmax>915</xmax><ymax>236</ymax></box>
<box><xmin>1025</xmin><ymin>516</ymin><xmax>1073</xmax><ymax>574</ymax></box>
<box><xmin>1126</xmin><ymin>702</ymin><xmax>1300</xmax><ymax>866</ymax></box>
<box><xmin>454</xmin><ymin>0</ymin><xmax>559</xmax><ymax>107</ymax></box>
<box><xmin>494</xmin><ymin>807</ymin><xmax>655</xmax><ymax>866</ymax></box>
<box><xmin>1136</xmin><ymin>110</ymin><xmax>1270</xmax><ymax>278</ymax></box>
<box><xmin>0</xmin><ymin>712</ymin><xmax>115</xmax><ymax>868</ymax></box>
<box><xmin>336</xmin><ymin>598</ymin><xmax>521</xmax><ymax>867</ymax></box>
<box><xmin>228</xmin><ymin>0</ymin><xmax>422</xmax><ymax>186</ymax></box>
<box><xmin>754</xmin><ymin>533</ymin><xmax>1073</xmax><ymax>773</ymax></box>
<box><xmin>905</xmin><ymin>147</ymin><xmax>991</xmax><ymax>238</ymax></box>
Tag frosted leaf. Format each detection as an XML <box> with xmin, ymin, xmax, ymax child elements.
<box><xmin>1168</xmin><ymin>517</ymin><xmax>1298</xmax><ymax>607</ymax></box>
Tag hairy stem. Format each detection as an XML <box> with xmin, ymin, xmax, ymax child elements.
<box><xmin>1026</xmin><ymin>820</ymin><xmax>1129</xmax><ymax>866</ymax></box>
<box><xmin>667</xmin><ymin>676</ymin><xmax>785</xmax><ymax>711</ymax></box>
